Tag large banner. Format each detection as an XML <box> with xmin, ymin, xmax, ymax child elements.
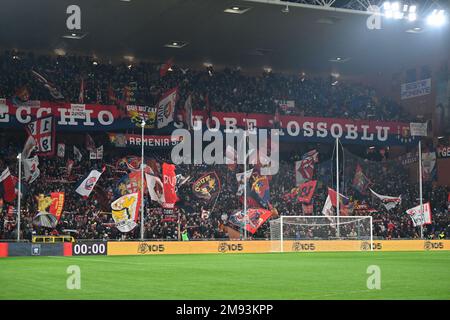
<box><xmin>401</xmin><ymin>78</ymin><xmax>431</xmax><ymax>100</ymax></box>
<box><xmin>26</xmin><ymin>116</ymin><xmax>55</xmax><ymax>156</ymax></box>
<box><xmin>162</xmin><ymin>163</ymin><xmax>177</xmax><ymax>209</ymax></box>
<box><xmin>406</xmin><ymin>203</ymin><xmax>432</xmax><ymax>227</ymax></box>
<box><xmin>126</xmin><ymin>105</ymin><xmax>157</xmax><ymax>128</ymax></box>
<box><xmin>36</xmin><ymin>192</ymin><xmax>65</xmax><ymax>221</ymax></box>
<box><xmin>192</xmin><ymin>172</ymin><xmax>221</xmax><ymax>201</ymax></box>
<box><xmin>75</xmin><ymin>169</ymin><xmax>103</xmax><ymax>198</ymax></box>
<box><xmin>111</xmin><ymin>193</ymin><xmax>139</xmax><ymax>233</ymax></box>
<box><xmin>157</xmin><ymin>88</ymin><xmax>178</xmax><ymax>128</ymax></box>
<box><xmin>0</xmin><ymin>99</ymin><xmax>416</xmax><ymax>145</ymax></box>
<box><xmin>228</xmin><ymin>208</ymin><xmax>273</xmax><ymax>234</ymax></box>
<box><xmin>108</xmin><ymin>133</ymin><xmax>182</xmax><ymax>148</ymax></box>
<box><xmin>437</xmin><ymin>145</ymin><xmax>450</xmax><ymax>158</ymax></box>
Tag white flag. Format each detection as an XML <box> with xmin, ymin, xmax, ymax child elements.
<box><xmin>235</xmin><ymin>169</ymin><xmax>253</xmax><ymax>196</ymax></box>
<box><xmin>22</xmin><ymin>135</ymin><xmax>37</xmax><ymax>159</ymax></box>
<box><xmin>23</xmin><ymin>156</ymin><xmax>40</xmax><ymax>184</ymax></box>
<box><xmin>145</xmin><ymin>173</ymin><xmax>165</xmax><ymax>204</ymax></box>
<box><xmin>295</xmin><ymin>150</ymin><xmax>319</xmax><ymax>185</ymax></box>
<box><xmin>111</xmin><ymin>193</ymin><xmax>139</xmax><ymax>233</ymax></box>
<box><xmin>369</xmin><ymin>188</ymin><xmax>401</xmax><ymax>211</ymax></box>
<box><xmin>157</xmin><ymin>88</ymin><xmax>178</xmax><ymax>128</ymax></box>
<box><xmin>57</xmin><ymin>143</ymin><xmax>65</xmax><ymax>158</ymax></box>
<box><xmin>73</xmin><ymin>146</ymin><xmax>83</xmax><ymax>162</ymax></box>
<box><xmin>410</xmin><ymin>122</ymin><xmax>428</xmax><ymax>137</ymax></box>
<box><xmin>406</xmin><ymin>203</ymin><xmax>432</xmax><ymax>227</ymax></box>
<box><xmin>75</xmin><ymin>169</ymin><xmax>103</xmax><ymax>198</ymax></box>
<box><xmin>90</xmin><ymin>146</ymin><xmax>104</xmax><ymax>160</ymax></box>
<box><xmin>322</xmin><ymin>194</ymin><xmax>334</xmax><ymax>217</ymax></box>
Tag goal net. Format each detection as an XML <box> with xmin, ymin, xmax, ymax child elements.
<box><xmin>269</xmin><ymin>216</ymin><xmax>373</xmax><ymax>252</ymax></box>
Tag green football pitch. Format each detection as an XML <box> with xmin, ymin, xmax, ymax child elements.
<box><xmin>1</xmin><ymin>251</ymin><xmax>449</xmax><ymax>300</ymax></box>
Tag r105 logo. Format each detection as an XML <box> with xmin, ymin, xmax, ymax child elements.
<box><xmin>424</xmin><ymin>241</ymin><xmax>444</xmax><ymax>250</ymax></box>
<box><xmin>361</xmin><ymin>242</ymin><xmax>382</xmax><ymax>251</ymax></box>
<box><xmin>218</xmin><ymin>243</ymin><xmax>243</xmax><ymax>253</ymax></box>
<box><xmin>137</xmin><ymin>243</ymin><xmax>165</xmax><ymax>254</ymax></box>
<box><xmin>292</xmin><ymin>242</ymin><xmax>315</xmax><ymax>251</ymax></box>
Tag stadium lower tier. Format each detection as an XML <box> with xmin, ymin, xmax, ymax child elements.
<box><xmin>1</xmin><ymin>239</ymin><xmax>450</xmax><ymax>257</ymax></box>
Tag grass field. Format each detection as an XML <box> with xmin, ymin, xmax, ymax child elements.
<box><xmin>1</xmin><ymin>251</ymin><xmax>449</xmax><ymax>300</ymax></box>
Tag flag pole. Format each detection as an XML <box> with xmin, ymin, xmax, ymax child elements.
<box><xmin>336</xmin><ymin>137</ymin><xmax>340</xmax><ymax>239</ymax></box>
<box><xmin>243</xmin><ymin>130</ymin><xmax>248</xmax><ymax>240</ymax></box>
<box><xmin>17</xmin><ymin>153</ymin><xmax>22</xmax><ymax>242</ymax></box>
<box><xmin>140</xmin><ymin>119</ymin><xmax>145</xmax><ymax>241</ymax></box>
<box><xmin>418</xmin><ymin>139</ymin><xmax>423</xmax><ymax>239</ymax></box>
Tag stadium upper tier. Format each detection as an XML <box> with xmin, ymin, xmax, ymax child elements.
<box><xmin>0</xmin><ymin>51</ymin><xmax>412</xmax><ymax>122</ymax></box>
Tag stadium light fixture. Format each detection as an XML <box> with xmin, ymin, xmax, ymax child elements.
<box><xmin>392</xmin><ymin>2</ymin><xmax>403</xmax><ymax>20</ymax></box>
<box><xmin>62</xmin><ymin>32</ymin><xmax>87</xmax><ymax>40</ymax></box>
<box><xmin>426</xmin><ymin>9</ymin><xmax>447</xmax><ymax>27</ymax></box>
<box><xmin>408</xmin><ymin>5</ymin><xmax>417</xmax><ymax>22</ymax></box>
<box><xmin>224</xmin><ymin>6</ymin><xmax>252</xmax><ymax>14</ymax></box>
<box><xmin>382</xmin><ymin>2</ymin><xmax>422</xmax><ymax>22</ymax></box>
<box><xmin>164</xmin><ymin>41</ymin><xmax>188</xmax><ymax>49</ymax></box>
<box><xmin>383</xmin><ymin>2</ymin><xmax>393</xmax><ymax>18</ymax></box>
<box><xmin>405</xmin><ymin>26</ymin><xmax>423</xmax><ymax>33</ymax></box>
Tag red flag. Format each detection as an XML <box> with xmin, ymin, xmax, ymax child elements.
<box><xmin>448</xmin><ymin>192</ymin><xmax>450</xmax><ymax>211</ymax></box>
<box><xmin>328</xmin><ymin>188</ymin><xmax>350</xmax><ymax>215</ymax></box>
<box><xmin>162</xmin><ymin>163</ymin><xmax>178</xmax><ymax>209</ymax></box>
<box><xmin>229</xmin><ymin>208</ymin><xmax>273</xmax><ymax>234</ymax></box>
<box><xmin>328</xmin><ymin>188</ymin><xmax>349</xmax><ymax>207</ymax></box>
<box><xmin>48</xmin><ymin>192</ymin><xmax>65</xmax><ymax>221</ymax></box>
<box><xmin>0</xmin><ymin>168</ymin><xmax>16</xmax><ymax>203</ymax></box>
<box><xmin>297</xmin><ymin>180</ymin><xmax>317</xmax><ymax>203</ymax></box>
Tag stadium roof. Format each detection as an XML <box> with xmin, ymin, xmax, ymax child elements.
<box><xmin>0</xmin><ymin>0</ymin><xmax>448</xmax><ymax>76</ymax></box>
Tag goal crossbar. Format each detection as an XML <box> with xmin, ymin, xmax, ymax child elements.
<box><xmin>270</xmin><ymin>216</ymin><xmax>373</xmax><ymax>252</ymax></box>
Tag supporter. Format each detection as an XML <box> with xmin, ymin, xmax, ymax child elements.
<box><xmin>0</xmin><ymin>51</ymin><xmax>447</xmax><ymax>241</ymax></box>
<box><xmin>0</xmin><ymin>51</ymin><xmax>411</xmax><ymax>121</ymax></box>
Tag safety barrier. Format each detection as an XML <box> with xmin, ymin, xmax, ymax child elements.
<box><xmin>1</xmin><ymin>240</ymin><xmax>449</xmax><ymax>257</ymax></box>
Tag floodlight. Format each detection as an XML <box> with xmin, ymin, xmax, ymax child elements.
<box><xmin>427</xmin><ymin>9</ymin><xmax>447</xmax><ymax>27</ymax></box>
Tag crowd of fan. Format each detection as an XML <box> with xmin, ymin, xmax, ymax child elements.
<box><xmin>0</xmin><ymin>50</ymin><xmax>447</xmax><ymax>241</ymax></box>
<box><xmin>0</xmin><ymin>51</ymin><xmax>412</xmax><ymax>121</ymax></box>
<box><xmin>0</xmin><ymin>134</ymin><xmax>448</xmax><ymax>242</ymax></box>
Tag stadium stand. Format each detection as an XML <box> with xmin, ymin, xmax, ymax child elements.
<box><xmin>0</xmin><ymin>51</ymin><xmax>448</xmax><ymax>242</ymax></box>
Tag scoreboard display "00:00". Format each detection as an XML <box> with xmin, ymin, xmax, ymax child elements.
<box><xmin>72</xmin><ymin>242</ymin><xmax>107</xmax><ymax>256</ymax></box>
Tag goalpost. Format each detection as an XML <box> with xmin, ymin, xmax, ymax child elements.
<box><xmin>269</xmin><ymin>216</ymin><xmax>373</xmax><ymax>252</ymax></box>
